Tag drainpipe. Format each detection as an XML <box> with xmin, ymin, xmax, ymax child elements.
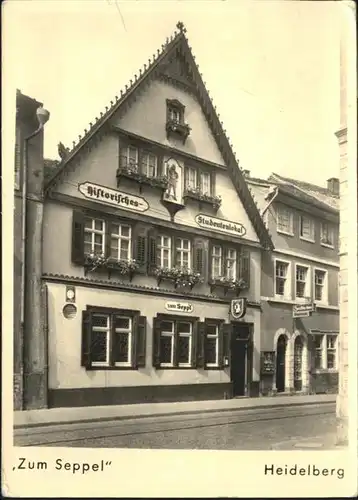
<box><xmin>21</xmin><ymin>106</ymin><xmax>50</xmax><ymax>409</ymax></box>
<box><xmin>261</xmin><ymin>186</ymin><xmax>279</xmax><ymax>217</ymax></box>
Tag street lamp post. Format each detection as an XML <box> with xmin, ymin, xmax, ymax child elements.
<box><xmin>21</xmin><ymin>105</ymin><xmax>50</xmax><ymax>410</ymax></box>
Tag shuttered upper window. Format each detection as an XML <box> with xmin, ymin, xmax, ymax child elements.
<box><xmin>81</xmin><ymin>308</ymin><xmax>146</xmax><ymax>370</ymax></box>
<box><xmin>209</xmin><ymin>243</ymin><xmax>250</xmax><ymax>287</ymax></box>
<box><xmin>147</xmin><ymin>229</ymin><xmax>206</xmax><ymax>277</ymax></box>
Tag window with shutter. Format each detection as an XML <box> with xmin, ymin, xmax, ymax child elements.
<box><xmin>238</xmin><ymin>248</ymin><xmax>250</xmax><ymax>288</ymax></box>
<box><xmin>220</xmin><ymin>323</ymin><xmax>232</xmax><ymax>368</ymax></box>
<box><xmin>72</xmin><ymin>211</ymin><xmax>85</xmax><ymax>265</ymax></box>
<box><xmin>132</xmin><ymin>224</ymin><xmax>147</xmax><ymax>273</ymax></box>
<box><xmin>134</xmin><ymin>315</ymin><xmax>147</xmax><ymax>368</ymax></box>
<box><xmin>193</xmin><ymin>238</ymin><xmax>205</xmax><ymax>277</ymax></box>
<box><xmin>81</xmin><ymin>308</ymin><xmax>142</xmax><ymax>370</ymax></box>
<box><xmin>152</xmin><ymin>317</ymin><xmax>162</xmax><ymax>368</ymax></box>
<box><xmin>196</xmin><ymin>322</ymin><xmax>205</xmax><ymax>368</ymax></box>
<box><xmin>147</xmin><ymin>229</ymin><xmax>158</xmax><ymax>274</ymax></box>
<box><xmin>204</xmin><ymin>321</ymin><xmax>220</xmax><ymax>368</ymax></box>
<box><xmin>154</xmin><ymin>315</ymin><xmax>199</xmax><ymax>369</ymax></box>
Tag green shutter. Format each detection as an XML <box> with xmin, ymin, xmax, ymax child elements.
<box><xmin>147</xmin><ymin>229</ymin><xmax>158</xmax><ymax>274</ymax></box>
<box><xmin>191</xmin><ymin>321</ymin><xmax>198</xmax><ymax>368</ymax></box>
<box><xmin>71</xmin><ymin>210</ymin><xmax>85</xmax><ymax>265</ymax></box>
<box><xmin>152</xmin><ymin>317</ymin><xmax>162</xmax><ymax>368</ymax></box>
<box><xmin>134</xmin><ymin>315</ymin><xmax>147</xmax><ymax>368</ymax></box>
<box><xmin>81</xmin><ymin>310</ymin><xmax>92</xmax><ymax>368</ymax></box>
<box><xmin>219</xmin><ymin>323</ymin><xmax>232</xmax><ymax>369</ymax></box>
<box><xmin>239</xmin><ymin>248</ymin><xmax>250</xmax><ymax>288</ymax></box>
<box><xmin>133</xmin><ymin>224</ymin><xmax>147</xmax><ymax>272</ymax></box>
<box><xmin>193</xmin><ymin>238</ymin><xmax>205</xmax><ymax>277</ymax></box>
<box><xmin>196</xmin><ymin>321</ymin><xmax>205</xmax><ymax>368</ymax></box>
<box><xmin>210</xmin><ymin>170</ymin><xmax>216</xmax><ymax>196</ymax></box>
<box><xmin>208</xmin><ymin>242</ymin><xmax>213</xmax><ymax>280</ymax></box>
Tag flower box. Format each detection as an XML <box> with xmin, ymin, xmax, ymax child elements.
<box><xmin>116</xmin><ymin>165</ymin><xmax>169</xmax><ymax>191</ymax></box>
<box><xmin>165</xmin><ymin>120</ymin><xmax>191</xmax><ymax>144</ymax></box>
<box><xmin>84</xmin><ymin>253</ymin><xmax>139</xmax><ymax>281</ymax></box>
<box><xmin>154</xmin><ymin>266</ymin><xmax>203</xmax><ymax>290</ymax></box>
<box><xmin>209</xmin><ymin>277</ymin><xmax>248</xmax><ymax>296</ymax></box>
<box><xmin>183</xmin><ymin>188</ymin><xmax>222</xmax><ymax>211</ymax></box>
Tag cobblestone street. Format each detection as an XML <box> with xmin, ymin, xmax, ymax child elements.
<box><xmin>15</xmin><ymin>402</ymin><xmax>338</xmax><ymax>450</ymax></box>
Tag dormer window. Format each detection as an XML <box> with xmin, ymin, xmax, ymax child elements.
<box><xmin>166</xmin><ymin>99</ymin><xmax>191</xmax><ymax>144</ymax></box>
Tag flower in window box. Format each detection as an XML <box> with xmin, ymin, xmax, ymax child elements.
<box><xmin>84</xmin><ymin>252</ymin><xmax>108</xmax><ymax>272</ymax></box>
<box><xmin>183</xmin><ymin>187</ymin><xmax>222</xmax><ymax>210</ymax></box>
<box><xmin>106</xmin><ymin>258</ymin><xmax>139</xmax><ymax>275</ymax></box>
<box><xmin>154</xmin><ymin>266</ymin><xmax>203</xmax><ymax>289</ymax></box>
<box><xmin>209</xmin><ymin>276</ymin><xmax>248</xmax><ymax>295</ymax></box>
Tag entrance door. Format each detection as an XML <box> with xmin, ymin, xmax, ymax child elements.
<box><xmin>230</xmin><ymin>324</ymin><xmax>251</xmax><ymax>397</ymax></box>
<box><xmin>294</xmin><ymin>336</ymin><xmax>303</xmax><ymax>391</ymax></box>
<box><xmin>276</xmin><ymin>335</ymin><xmax>287</xmax><ymax>392</ymax></box>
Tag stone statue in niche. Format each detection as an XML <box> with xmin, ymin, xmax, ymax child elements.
<box><xmin>163</xmin><ymin>158</ymin><xmax>183</xmax><ymax>204</ymax></box>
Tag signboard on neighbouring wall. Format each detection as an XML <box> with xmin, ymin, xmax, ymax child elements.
<box><xmin>78</xmin><ymin>182</ymin><xmax>149</xmax><ymax>212</ymax></box>
<box><xmin>293</xmin><ymin>302</ymin><xmax>316</xmax><ymax>318</ymax></box>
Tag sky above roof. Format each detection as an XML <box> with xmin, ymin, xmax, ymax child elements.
<box><xmin>5</xmin><ymin>0</ymin><xmax>341</xmax><ymax>187</ymax></box>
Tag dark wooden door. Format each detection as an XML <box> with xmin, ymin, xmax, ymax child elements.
<box><xmin>230</xmin><ymin>323</ymin><xmax>251</xmax><ymax>397</ymax></box>
<box><xmin>276</xmin><ymin>335</ymin><xmax>286</xmax><ymax>392</ymax></box>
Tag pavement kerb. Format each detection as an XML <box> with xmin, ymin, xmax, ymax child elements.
<box><xmin>14</xmin><ymin>398</ymin><xmax>335</xmax><ymax>430</ymax></box>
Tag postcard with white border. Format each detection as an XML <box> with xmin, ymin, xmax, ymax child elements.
<box><xmin>2</xmin><ymin>0</ymin><xmax>357</xmax><ymax>497</ymax></box>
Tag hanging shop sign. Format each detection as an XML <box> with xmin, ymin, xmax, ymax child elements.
<box><xmin>78</xmin><ymin>182</ymin><xmax>149</xmax><ymax>213</ymax></box>
<box><xmin>165</xmin><ymin>301</ymin><xmax>194</xmax><ymax>314</ymax></box>
<box><xmin>195</xmin><ymin>214</ymin><xmax>246</xmax><ymax>238</ymax></box>
<box><xmin>260</xmin><ymin>351</ymin><xmax>276</xmax><ymax>375</ymax></box>
<box><xmin>230</xmin><ymin>298</ymin><xmax>247</xmax><ymax>320</ymax></box>
<box><xmin>292</xmin><ymin>302</ymin><xmax>316</xmax><ymax>318</ymax></box>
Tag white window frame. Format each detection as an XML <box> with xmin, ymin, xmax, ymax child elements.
<box><xmin>176</xmin><ymin>238</ymin><xmax>191</xmax><ymax>270</ymax></box>
<box><xmin>123</xmin><ymin>146</ymin><xmax>138</xmax><ymax>171</ymax></box>
<box><xmin>276</xmin><ymin>206</ymin><xmax>294</xmax><ymax>236</ymax></box>
<box><xmin>84</xmin><ymin>218</ymin><xmax>106</xmax><ymax>256</ymax></box>
<box><xmin>178</xmin><ymin>321</ymin><xmax>192</xmax><ymax>367</ymax></box>
<box><xmin>205</xmin><ymin>323</ymin><xmax>219</xmax><ymax>367</ymax></box>
<box><xmin>113</xmin><ymin>315</ymin><xmax>132</xmax><ymax>367</ymax></box>
<box><xmin>314</xmin><ymin>333</ymin><xmax>338</xmax><ymax>371</ymax></box>
<box><xmin>200</xmin><ymin>172</ymin><xmax>211</xmax><ymax>195</ymax></box>
<box><xmin>274</xmin><ymin>258</ymin><xmax>292</xmax><ymax>300</ymax></box>
<box><xmin>212</xmin><ymin>245</ymin><xmax>222</xmax><ymax>279</ymax></box>
<box><xmin>186</xmin><ymin>167</ymin><xmax>197</xmax><ymax>190</ymax></box>
<box><xmin>320</xmin><ymin>221</ymin><xmax>334</xmax><ymax>248</ymax></box>
<box><xmin>110</xmin><ymin>223</ymin><xmax>132</xmax><ymax>261</ymax></box>
<box><xmin>91</xmin><ymin>314</ymin><xmax>111</xmax><ymax>367</ymax></box>
<box><xmin>299</xmin><ymin>215</ymin><xmax>315</xmax><ymax>243</ymax></box>
<box><xmin>157</xmin><ymin>235</ymin><xmax>172</xmax><ymax>269</ymax></box>
<box><xmin>226</xmin><ymin>248</ymin><xmax>237</xmax><ymax>280</ymax></box>
<box><xmin>313</xmin><ymin>267</ymin><xmax>328</xmax><ymax>305</ymax></box>
<box><xmin>142</xmin><ymin>151</ymin><xmax>157</xmax><ymax>178</ymax></box>
<box><xmin>313</xmin><ymin>334</ymin><xmax>324</xmax><ymax>370</ymax></box>
<box><xmin>326</xmin><ymin>335</ymin><xmax>337</xmax><ymax>370</ymax></box>
<box><xmin>159</xmin><ymin>320</ymin><xmax>175</xmax><ymax>367</ymax></box>
<box><xmin>294</xmin><ymin>263</ymin><xmax>311</xmax><ymax>301</ymax></box>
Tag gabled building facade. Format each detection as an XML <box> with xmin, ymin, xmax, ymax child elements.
<box><xmin>247</xmin><ymin>172</ymin><xmax>340</xmax><ymax>396</ymax></box>
<box><xmin>41</xmin><ymin>23</ymin><xmax>273</xmax><ymax>408</ymax></box>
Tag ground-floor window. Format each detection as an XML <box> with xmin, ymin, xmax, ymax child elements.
<box><xmin>313</xmin><ymin>333</ymin><xmax>338</xmax><ymax>370</ymax></box>
<box><xmin>152</xmin><ymin>315</ymin><xmax>230</xmax><ymax>369</ymax></box>
<box><xmin>82</xmin><ymin>308</ymin><xmax>146</xmax><ymax>369</ymax></box>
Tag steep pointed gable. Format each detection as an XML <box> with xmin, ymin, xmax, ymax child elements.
<box><xmin>45</xmin><ymin>22</ymin><xmax>273</xmax><ymax>250</ymax></box>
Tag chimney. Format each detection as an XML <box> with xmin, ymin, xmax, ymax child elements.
<box><xmin>242</xmin><ymin>169</ymin><xmax>250</xmax><ymax>178</ymax></box>
<box><xmin>327</xmin><ymin>177</ymin><xmax>339</xmax><ymax>196</ymax></box>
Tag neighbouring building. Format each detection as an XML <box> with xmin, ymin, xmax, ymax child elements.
<box><xmin>247</xmin><ymin>171</ymin><xmax>340</xmax><ymax>396</ymax></box>
<box><xmin>41</xmin><ymin>22</ymin><xmax>274</xmax><ymax>408</ymax></box>
<box><xmin>14</xmin><ymin>90</ymin><xmax>48</xmax><ymax>410</ymax></box>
